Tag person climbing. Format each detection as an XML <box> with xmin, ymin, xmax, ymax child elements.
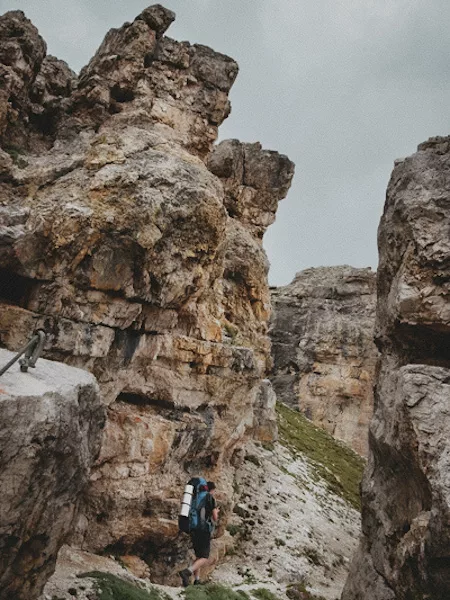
<box><xmin>178</xmin><ymin>480</ymin><xmax>220</xmax><ymax>587</ymax></box>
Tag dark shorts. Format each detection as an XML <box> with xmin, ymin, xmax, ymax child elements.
<box><xmin>190</xmin><ymin>530</ymin><xmax>211</xmax><ymax>559</ymax></box>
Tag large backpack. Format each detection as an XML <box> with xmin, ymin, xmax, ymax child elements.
<box><xmin>178</xmin><ymin>477</ymin><xmax>212</xmax><ymax>534</ymax></box>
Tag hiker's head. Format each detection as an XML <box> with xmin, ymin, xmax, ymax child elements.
<box><xmin>207</xmin><ymin>481</ymin><xmax>216</xmax><ymax>494</ymax></box>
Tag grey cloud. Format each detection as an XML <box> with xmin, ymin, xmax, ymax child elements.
<box><xmin>2</xmin><ymin>0</ymin><xmax>450</xmax><ymax>284</ymax></box>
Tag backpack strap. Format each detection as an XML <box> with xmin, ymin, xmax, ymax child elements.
<box><xmin>199</xmin><ymin>504</ymin><xmax>206</xmax><ymax>527</ymax></box>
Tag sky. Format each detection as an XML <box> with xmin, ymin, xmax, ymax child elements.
<box><xmin>2</xmin><ymin>0</ymin><xmax>450</xmax><ymax>285</ymax></box>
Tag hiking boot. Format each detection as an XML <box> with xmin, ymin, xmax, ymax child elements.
<box><xmin>194</xmin><ymin>579</ymin><xmax>202</xmax><ymax>585</ymax></box>
<box><xmin>178</xmin><ymin>568</ymin><xmax>191</xmax><ymax>588</ymax></box>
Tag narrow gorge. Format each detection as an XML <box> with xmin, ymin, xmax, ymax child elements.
<box><xmin>0</xmin><ymin>4</ymin><xmax>449</xmax><ymax>600</ymax></box>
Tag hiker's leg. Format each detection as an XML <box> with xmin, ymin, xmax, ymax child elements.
<box><xmin>179</xmin><ymin>558</ymin><xmax>207</xmax><ymax>587</ymax></box>
<box><xmin>190</xmin><ymin>531</ymin><xmax>211</xmax><ymax>582</ymax></box>
<box><xmin>192</xmin><ymin>556</ymin><xmax>208</xmax><ymax>575</ymax></box>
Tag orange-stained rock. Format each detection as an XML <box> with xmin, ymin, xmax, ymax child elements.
<box><xmin>0</xmin><ymin>4</ymin><xmax>294</xmax><ymax>585</ymax></box>
<box><xmin>270</xmin><ymin>266</ymin><xmax>377</xmax><ymax>456</ymax></box>
<box><xmin>121</xmin><ymin>555</ymin><xmax>151</xmax><ymax>580</ymax></box>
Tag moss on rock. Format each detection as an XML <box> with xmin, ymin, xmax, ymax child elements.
<box><xmin>276</xmin><ymin>402</ymin><xmax>365</xmax><ymax>510</ymax></box>
<box><xmin>185</xmin><ymin>583</ymin><xmax>251</xmax><ymax>600</ymax></box>
<box><xmin>251</xmin><ymin>588</ymin><xmax>283</xmax><ymax>600</ymax></box>
<box><xmin>78</xmin><ymin>571</ymin><xmax>171</xmax><ymax>600</ymax></box>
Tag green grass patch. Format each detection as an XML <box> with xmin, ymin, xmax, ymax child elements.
<box><xmin>223</xmin><ymin>322</ymin><xmax>239</xmax><ymax>344</ymax></box>
<box><xmin>251</xmin><ymin>588</ymin><xmax>283</xmax><ymax>600</ymax></box>
<box><xmin>303</xmin><ymin>546</ymin><xmax>323</xmax><ymax>566</ymax></box>
<box><xmin>4</xmin><ymin>144</ymin><xmax>26</xmax><ymax>157</ymax></box>
<box><xmin>78</xmin><ymin>571</ymin><xmax>171</xmax><ymax>600</ymax></box>
<box><xmin>245</xmin><ymin>453</ymin><xmax>262</xmax><ymax>467</ymax></box>
<box><xmin>4</xmin><ymin>144</ymin><xmax>28</xmax><ymax>167</ymax></box>
<box><xmin>227</xmin><ymin>524</ymin><xmax>243</xmax><ymax>537</ymax></box>
<box><xmin>185</xmin><ymin>583</ymin><xmax>250</xmax><ymax>600</ymax></box>
<box><xmin>276</xmin><ymin>402</ymin><xmax>365</xmax><ymax>510</ymax></box>
<box><xmin>286</xmin><ymin>582</ymin><xmax>326</xmax><ymax>600</ymax></box>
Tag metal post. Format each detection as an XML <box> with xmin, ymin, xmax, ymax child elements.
<box><xmin>19</xmin><ymin>330</ymin><xmax>46</xmax><ymax>372</ymax></box>
<box><xmin>0</xmin><ymin>331</ymin><xmax>47</xmax><ymax>377</ymax></box>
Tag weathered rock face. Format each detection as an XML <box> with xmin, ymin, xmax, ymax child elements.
<box><xmin>270</xmin><ymin>266</ymin><xmax>377</xmax><ymax>456</ymax></box>
<box><xmin>208</xmin><ymin>139</ymin><xmax>294</xmax><ymax>239</ymax></box>
<box><xmin>0</xmin><ymin>10</ymin><xmax>75</xmax><ymax>155</ymax></box>
<box><xmin>251</xmin><ymin>378</ymin><xmax>278</xmax><ymax>443</ymax></box>
<box><xmin>0</xmin><ymin>5</ymin><xmax>294</xmax><ymax>583</ymax></box>
<box><xmin>342</xmin><ymin>137</ymin><xmax>450</xmax><ymax>599</ymax></box>
<box><xmin>0</xmin><ymin>348</ymin><xmax>104</xmax><ymax>600</ymax></box>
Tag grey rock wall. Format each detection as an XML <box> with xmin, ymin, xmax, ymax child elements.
<box><xmin>270</xmin><ymin>266</ymin><xmax>377</xmax><ymax>456</ymax></box>
<box><xmin>0</xmin><ymin>349</ymin><xmax>104</xmax><ymax>600</ymax></box>
<box><xmin>342</xmin><ymin>136</ymin><xmax>450</xmax><ymax>599</ymax></box>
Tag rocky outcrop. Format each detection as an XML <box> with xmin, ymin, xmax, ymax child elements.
<box><xmin>270</xmin><ymin>266</ymin><xmax>377</xmax><ymax>456</ymax></box>
<box><xmin>43</xmin><ymin>423</ymin><xmax>362</xmax><ymax>600</ymax></box>
<box><xmin>0</xmin><ymin>348</ymin><xmax>103</xmax><ymax>600</ymax></box>
<box><xmin>342</xmin><ymin>137</ymin><xmax>450</xmax><ymax>599</ymax></box>
<box><xmin>0</xmin><ymin>10</ymin><xmax>75</xmax><ymax>155</ymax></box>
<box><xmin>207</xmin><ymin>139</ymin><xmax>294</xmax><ymax>240</ymax></box>
<box><xmin>251</xmin><ymin>379</ymin><xmax>278</xmax><ymax>443</ymax></box>
<box><xmin>0</xmin><ymin>5</ymin><xmax>294</xmax><ymax>583</ymax></box>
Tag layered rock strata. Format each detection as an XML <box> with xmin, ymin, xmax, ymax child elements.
<box><xmin>0</xmin><ymin>348</ymin><xmax>103</xmax><ymax>600</ymax></box>
<box><xmin>270</xmin><ymin>266</ymin><xmax>377</xmax><ymax>456</ymax></box>
<box><xmin>0</xmin><ymin>5</ymin><xmax>294</xmax><ymax>583</ymax></box>
<box><xmin>342</xmin><ymin>137</ymin><xmax>450</xmax><ymax>599</ymax></box>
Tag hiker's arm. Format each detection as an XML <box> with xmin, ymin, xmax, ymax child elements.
<box><xmin>212</xmin><ymin>506</ymin><xmax>220</xmax><ymax>523</ymax></box>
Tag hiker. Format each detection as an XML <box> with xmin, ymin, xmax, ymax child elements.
<box><xmin>179</xmin><ymin>481</ymin><xmax>220</xmax><ymax>587</ymax></box>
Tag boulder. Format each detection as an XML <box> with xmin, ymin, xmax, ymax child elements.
<box><xmin>0</xmin><ymin>348</ymin><xmax>104</xmax><ymax>600</ymax></box>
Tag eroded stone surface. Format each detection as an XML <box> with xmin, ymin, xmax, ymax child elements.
<box><xmin>208</xmin><ymin>139</ymin><xmax>294</xmax><ymax>239</ymax></box>
<box><xmin>215</xmin><ymin>441</ymin><xmax>360</xmax><ymax>600</ymax></box>
<box><xmin>342</xmin><ymin>137</ymin><xmax>450</xmax><ymax>599</ymax></box>
<box><xmin>42</xmin><ymin>433</ymin><xmax>361</xmax><ymax>600</ymax></box>
<box><xmin>0</xmin><ymin>349</ymin><xmax>104</xmax><ymax>600</ymax></box>
<box><xmin>270</xmin><ymin>266</ymin><xmax>377</xmax><ymax>456</ymax></box>
<box><xmin>0</xmin><ymin>5</ymin><xmax>294</xmax><ymax>585</ymax></box>
<box><xmin>0</xmin><ymin>10</ymin><xmax>75</xmax><ymax>154</ymax></box>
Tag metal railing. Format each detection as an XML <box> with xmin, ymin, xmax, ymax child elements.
<box><xmin>0</xmin><ymin>330</ymin><xmax>46</xmax><ymax>377</ymax></box>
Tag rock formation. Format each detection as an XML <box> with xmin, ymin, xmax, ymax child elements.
<box><xmin>342</xmin><ymin>137</ymin><xmax>450</xmax><ymax>599</ymax></box>
<box><xmin>270</xmin><ymin>266</ymin><xmax>377</xmax><ymax>456</ymax></box>
<box><xmin>0</xmin><ymin>348</ymin><xmax>103</xmax><ymax>600</ymax></box>
<box><xmin>0</xmin><ymin>5</ymin><xmax>294</xmax><ymax>584</ymax></box>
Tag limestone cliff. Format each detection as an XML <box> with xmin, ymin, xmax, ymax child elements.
<box><xmin>342</xmin><ymin>138</ymin><xmax>450</xmax><ymax>599</ymax></box>
<box><xmin>270</xmin><ymin>266</ymin><xmax>377</xmax><ymax>456</ymax></box>
<box><xmin>43</xmin><ymin>410</ymin><xmax>363</xmax><ymax>600</ymax></box>
<box><xmin>0</xmin><ymin>5</ymin><xmax>294</xmax><ymax>584</ymax></box>
<box><xmin>0</xmin><ymin>349</ymin><xmax>103</xmax><ymax>600</ymax></box>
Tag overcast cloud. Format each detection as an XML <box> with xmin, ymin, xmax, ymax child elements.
<box><xmin>3</xmin><ymin>0</ymin><xmax>450</xmax><ymax>285</ymax></box>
